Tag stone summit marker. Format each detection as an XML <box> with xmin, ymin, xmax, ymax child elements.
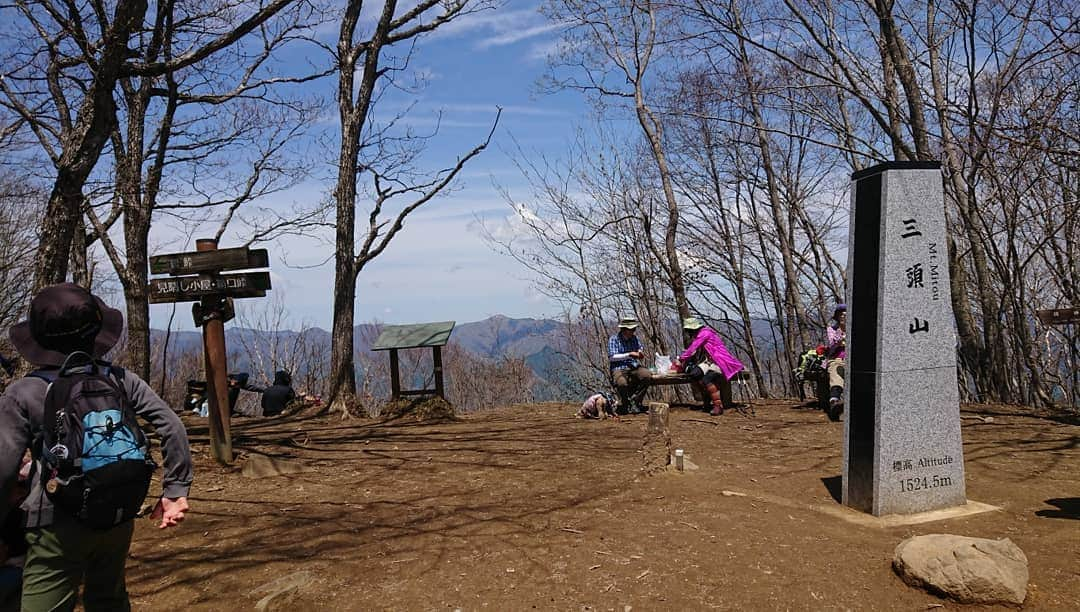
<box><xmin>843</xmin><ymin>161</ymin><xmax>966</xmax><ymax>516</ymax></box>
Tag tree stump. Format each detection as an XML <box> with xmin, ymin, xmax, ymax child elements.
<box><xmin>641</xmin><ymin>402</ymin><xmax>671</xmax><ymax>473</ymax></box>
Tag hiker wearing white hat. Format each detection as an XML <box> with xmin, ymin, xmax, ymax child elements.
<box><xmin>607</xmin><ymin>317</ymin><xmax>651</xmax><ymax>413</ymax></box>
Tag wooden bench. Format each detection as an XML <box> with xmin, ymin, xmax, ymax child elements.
<box><xmin>645</xmin><ymin>371</ymin><xmax>696</xmax><ymax>387</ymax></box>
<box><xmin>645</xmin><ymin>370</ymin><xmax>755</xmax><ymax>415</ymax></box>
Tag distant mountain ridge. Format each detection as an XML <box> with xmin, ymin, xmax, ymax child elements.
<box><xmin>149</xmin><ymin>315</ymin><xmax>566</xmax><ymax>360</ymax></box>
<box><xmin>148</xmin><ymin>314</ymin><xmax>786</xmax><ymax>393</ymax></box>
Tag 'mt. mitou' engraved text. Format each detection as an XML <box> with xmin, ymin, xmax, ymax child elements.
<box><xmin>928</xmin><ymin>242</ymin><xmax>941</xmax><ymax>301</ymax></box>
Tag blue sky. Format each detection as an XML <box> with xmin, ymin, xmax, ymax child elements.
<box><xmin>149</xmin><ymin>3</ymin><xmax>582</xmax><ymax>332</ymax></box>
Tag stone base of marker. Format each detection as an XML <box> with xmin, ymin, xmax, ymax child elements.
<box><xmin>641</xmin><ymin>402</ymin><xmax>671</xmax><ymax>474</ymax></box>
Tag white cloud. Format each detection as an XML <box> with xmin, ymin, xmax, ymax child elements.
<box><xmin>515</xmin><ymin>203</ymin><xmax>540</xmax><ymax>224</ymax></box>
<box><xmin>394</xmin><ymin>114</ymin><xmax>500</xmax><ymax>130</ymax></box>
<box><xmin>435</xmin><ymin>102</ymin><xmax>569</xmax><ymax>117</ymax></box>
<box><xmin>431</xmin><ymin>6</ymin><xmax>559</xmax><ymax>51</ymax></box>
<box><xmin>526</xmin><ymin>39</ymin><xmax>563</xmax><ymax>62</ymax></box>
<box><xmin>474</xmin><ymin>22</ymin><xmax>565</xmax><ymax>49</ymax></box>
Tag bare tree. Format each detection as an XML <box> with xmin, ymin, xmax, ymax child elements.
<box><xmin>444</xmin><ymin>341</ymin><xmax>535</xmax><ymax>412</ymax></box>
<box><xmin>672</xmin><ymin>0</ymin><xmax>1078</xmax><ymax>405</ymax></box>
<box><xmin>501</xmin><ymin>0</ymin><xmax>1077</xmax><ymax>408</ymax></box>
<box><xmin>0</xmin><ymin>0</ymin><xmax>305</xmax><ymax>291</ymax></box>
<box><xmin>543</xmin><ymin>0</ymin><xmax>692</xmax><ymax>322</ymax></box>
<box><xmin>0</xmin><ymin>171</ymin><xmax>42</xmax><ymax>382</ymax></box>
<box><xmin>234</xmin><ymin>290</ymin><xmax>327</xmax><ymax>390</ymax></box>
<box><xmin>324</xmin><ymin>0</ymin><xmax>499</xmax><ymax>413</ymax></box>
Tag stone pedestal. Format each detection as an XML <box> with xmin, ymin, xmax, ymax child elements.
<box><xmin>842</xmin><ymin>161</ymin><xmax>967</xmax><ymax>516</ymax></box>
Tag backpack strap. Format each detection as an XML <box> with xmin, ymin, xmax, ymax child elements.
<box><xmin>26</xmin><ymin>369</ymin><xmax>57</xmax><ymax>385</ymax></box>
<box><xmin>23</xmin><ymin>368</ymin><xmax>60</xmax><ymax>485</ymax></box>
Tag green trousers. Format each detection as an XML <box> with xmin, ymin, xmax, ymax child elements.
<box><xmin>21</xmin><ymin>514</ymin><xmax>133</xmax><ymax>612</ymax></box>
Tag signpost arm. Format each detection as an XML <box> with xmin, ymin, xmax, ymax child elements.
<box><xmin>197</xmin><ymin>239</ymin><xmax>233</xmax><ymax>464</ymax></box>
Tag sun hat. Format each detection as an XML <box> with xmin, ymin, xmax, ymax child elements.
<box><xmin>682</xmin><ymin>317</ymin><xmax>705</xmax><ymax>330</ymax></box>
<box><xmin>617</xmin><ymin>317</ymin><xmax>639</xmax><ymax>330</ymax></box>
<box><xmin>9</xmin><ymin>282</ymin><xmax>123</xmax><ymax>366</ymax></box>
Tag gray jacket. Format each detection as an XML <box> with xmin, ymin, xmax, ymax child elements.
<box><xmin>0</xmin><ymin>367</ymin><xmax>193</xmax><ymax>527</ymax></box>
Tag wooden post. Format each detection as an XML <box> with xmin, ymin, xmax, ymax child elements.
<box><xmin>389</xmin><ymin>349</ymin><xmax>401</xmax><ymax>400</ymax></box>
<box><xmin>641</xmin><ymin>402</ymin><xmax>671</xmax><ymax>473</ymax></box>
<box><xmin>197</xmin><ymin>239</ymin><xmax>233</xmax><ymax>464</ymax></box>
<box><xmin>433</xmin><ymin>345</ymin><xmax>444</xmax><ymax>399</ymax></box>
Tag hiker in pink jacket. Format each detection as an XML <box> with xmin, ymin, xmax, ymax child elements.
<box><xmin>672</xmin><ymin>317</ymin><xmax>745</xmax><ymax>415</ymax></box>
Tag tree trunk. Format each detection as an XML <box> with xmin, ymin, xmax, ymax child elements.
<box><xmin>328</xmin><ymin>258</ymin><xmax>358</xmax><ymax>413</ymax></box>
<box><xmin>701</xmin><ymin>125</ymin><xmax>767</xmax><ymax>397</ymax></box>
<box><xmin>733</xmin><ymin>15</ymin><xmax>808</xmax><ymax>378</ymax></box>
<box><xmin>328</xmin><ymin>119</ymin><xmax>360</xmax><ymax>412</ymax></box>
<box><xmin>37</xmin><ymin>181</ymin><xmax>90</xmax><ymax>289</ymax></box>
<box><xmin>123</xmin><ymin>287</ymin><xmax>151</xmax><ymax>376</ymax></box>
<box><xmin>874</xmin><ymin>0</ymin><xmax>931</xmax><ymax>158</ymax></box>
<box><xmin>119</xmin><ymin>77</ymin><xmax>153</xmax><ymax>380</ymax></box>
<box><xmin>636</xmin><ymin>101</ymin><xmax>691</xmax><ymax>321</ymax></box>
<box><xmin>32</xmin><ymin>0</ymin><xmax>149</xmax><ymax>290</ymax></box>
<box><xmin>70</xmin><ymin>214</ymin><xmax>90</xmax><ymax>287</ymax></box>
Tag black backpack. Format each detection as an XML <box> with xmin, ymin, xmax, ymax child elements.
<box><xmin>31</xmin><ymin>352</ymin><xmax>157</xmax><ymax>529</ymax></box>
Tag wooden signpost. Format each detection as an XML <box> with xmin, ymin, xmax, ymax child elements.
<box><xmin>148</xmin><ymin>239</ymin><xmax>272</xmax><ymax>464</ymax></box>
<box><xmin>1036</xmin><ymin>307</ymin><xmax>1080</xmax><ymax>408</ymax></box>
<box><xmin>148</xmin><ymin>272</ymin><xmax>271</xmax><ymax>304</ymax></box>
<box><xmin>1036</xmin><ymin>308</ymin><xmax>1080</xmax><ymax>326</ymax></box>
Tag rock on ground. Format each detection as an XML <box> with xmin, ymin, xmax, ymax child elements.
<box><xmin>241</xmin><ymin>454</ymin><xmax>309</xmax><ymax>478</ymax></box>
<box><xmin>253</xmin><ymin>570</ymin><xmax>315</xmax><ymax>611</ymax></box>
<box><xmin>893</xmin><ymin>533</ymin><xmax>1028</xmax><ymax>605</ymax></box>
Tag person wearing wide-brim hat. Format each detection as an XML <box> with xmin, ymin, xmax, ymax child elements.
<box><xmin>0</xmin><ymin>282</ymin><xmax>193</xmax><ymax>610</ymax></box>
<box><xmin>672</xmin><ymin>317</ymin><xmax>745</xmax><ymax>416</ymax></box>
<box><xmin>826</xmin><ymin>303</ymin><xmax>847</xmax><ymax>411</ymax></box>
<box><xmin>607</xmin><ymin>317</ymin><xmax>652</xmax><ymax>413</ymax></box>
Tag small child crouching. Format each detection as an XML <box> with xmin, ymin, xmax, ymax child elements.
<box><xmin>577</xmin><ymin>392</ymin><xmax>618</xmax><ymax>420</ymax></box>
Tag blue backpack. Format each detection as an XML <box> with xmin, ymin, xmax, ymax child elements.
<box><xmin>31</xmin><ymin>352</ymin><xmax>156</xmax><ymax>529</ymax></box>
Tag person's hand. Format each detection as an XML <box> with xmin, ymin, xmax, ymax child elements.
<box><xmin>150</xmin><ymin>496</ymin><xmax>189</xmax><ymax>529</ymax></box>
<box><xmin>630</xmin><ymin>351</ymin><xmax>643</xmax><ymax>359</ymax></box>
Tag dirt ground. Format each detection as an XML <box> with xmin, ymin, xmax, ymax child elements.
<box><xmin>126</xmin><ymin>399</ymin><xmax>1079</xmax><ymax>611</ymax></box>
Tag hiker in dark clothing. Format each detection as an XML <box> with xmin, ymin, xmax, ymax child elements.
<box><xmin>261</xmin><ymin>370</ymin><xmax>297</xmax><ymax>417</ymax></box>
<box><xmin>227</xmin><ymin>372</ymin><xmax>262</xmax><ymax>415</ymax></box>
